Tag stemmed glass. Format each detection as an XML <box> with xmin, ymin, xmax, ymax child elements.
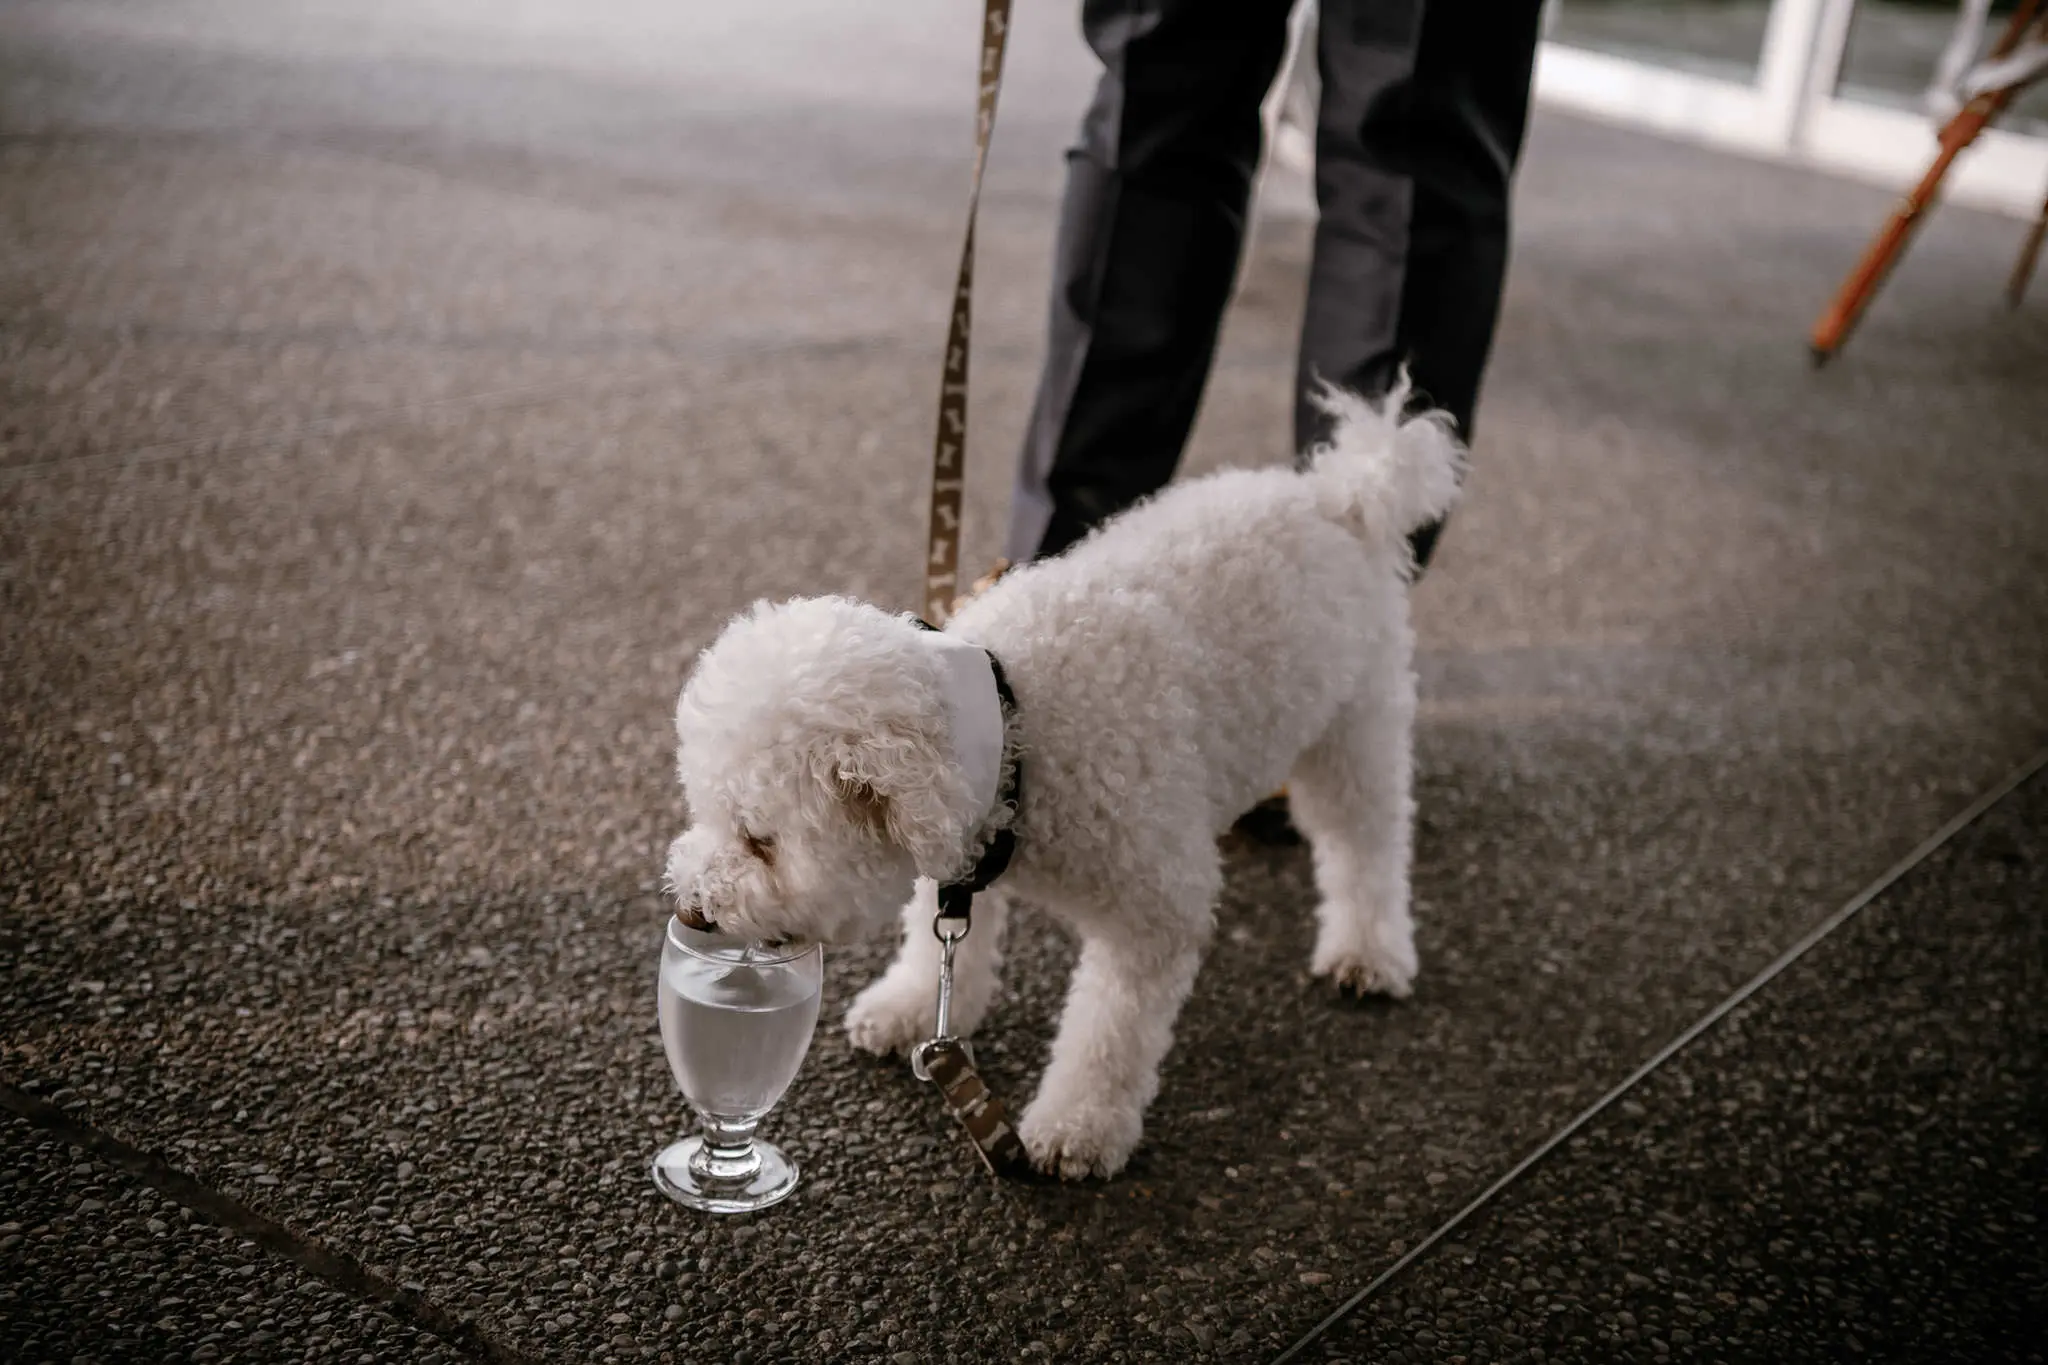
<box><xmin>651</xmin><ymin>916</ymin><xmax>824</xmax><ymax>1213</ymax></box>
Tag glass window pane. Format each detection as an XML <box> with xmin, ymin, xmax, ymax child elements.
<box><xmin>1837</xmin><ymin>0</ymin><xmax>2048</xmax><ymax>137</ymax></box>
<box><xmin>1547</xmin><ymin>0</ymin><xmax>1774</xmax><ymax>83</ymax></box>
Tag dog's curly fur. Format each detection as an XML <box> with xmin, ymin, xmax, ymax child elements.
<box><xmin>666</xmin><ymin>383</ymin><xmax>1464</xmax><ymax>1179</ymax></box>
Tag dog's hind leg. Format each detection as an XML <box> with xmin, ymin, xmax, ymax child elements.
<box><xmin>845</xmin><ymin>877</ymin><xmax>1009</xmax><ymax>1056</ymax></box>
<box><xmin>1289</xmin><ymin>665</ymin><xmax>1419</xmax><ymax>998</ymax></box>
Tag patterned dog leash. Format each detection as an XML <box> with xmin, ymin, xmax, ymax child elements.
<box><xmin>913</xmin><ymin>0</ymin><xmax>1029</xmax><ymax>1179</ymax></box>
<box><xmin>922</xmin><ymin>0</ymin><xmax>1013</xmax><ymax>626</ymax></box>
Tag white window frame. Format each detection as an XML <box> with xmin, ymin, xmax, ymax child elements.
<box><xmin>1534</xmin><ymin>0</ymin><xmax>2048</xmax><ymax>218</ymax></box>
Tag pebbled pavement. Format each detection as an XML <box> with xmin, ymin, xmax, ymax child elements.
<box><xmin>1321</xmin><ymin>770</ymin><xmax>2048</xmax><ymax>1365</ymax></box>
<box><xmin>2</xmin><ymin>2</ymin><xmax>2046</xmax><ymax>1363</ymax></box>
<box><xmin>1</xmin><ymin>1110</ymin><xmax>458</xmax><ymax>1365</ymax></box>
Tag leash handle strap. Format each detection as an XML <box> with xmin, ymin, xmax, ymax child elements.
<box><xmin>922</xmin><ymin>1040</ymin><xmax>1028</xmax><ymax>1177</ymax></box>
<box><xmin>923</xmin><ymin>0</ymin><xmax>1014</xmax><ymax>626</ymax></box>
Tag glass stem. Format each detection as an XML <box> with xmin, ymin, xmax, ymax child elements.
<box><xmin>691</xmin><ymin>1116</ymin><xmax>763</xmax><ymax>1184</ymax></box>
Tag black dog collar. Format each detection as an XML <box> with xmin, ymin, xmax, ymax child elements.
<box><xmin>911</xmin><ymin>616</ymin><xmax>1021</xmax><ymax>915</ymax></box>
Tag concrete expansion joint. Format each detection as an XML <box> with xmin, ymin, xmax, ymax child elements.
<box><xmin>0</xmin><ymin>1082</ymin><xmax>542</xmax><ymax>1365</ymax></box>
<box><xmin>1273</xmin><ymin>743</ymin><xmax>2048</xmax><ymax>1363</ymax></box>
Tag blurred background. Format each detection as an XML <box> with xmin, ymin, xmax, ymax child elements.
<box><xmin>1537</xmin><ymin>0</ymin><xmax>2047</xmax><ymax>211</ymax></box>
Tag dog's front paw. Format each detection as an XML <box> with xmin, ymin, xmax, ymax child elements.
<box><xmin>844</xmin><ymin>976</ymin><xmax>936</xmax><ymax>1057</ymax></box>
<box><xmin>1018</xmin><ymin>1096</ymin><xmax>1143</xmax><ymax>1181</ymax></box>
<box><xmin>1311</xmin><ymin>919</ymin><xmax>1418</xmax><ymax>999</ymax></box>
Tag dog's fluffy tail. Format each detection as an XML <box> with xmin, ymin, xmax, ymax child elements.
<box><xmin>1303</xmin><ymin>377</ymin><xmax>1466</xmax><ymax>555</ymax></box>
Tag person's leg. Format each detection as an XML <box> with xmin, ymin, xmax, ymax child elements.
<box><xmin>1296</xmin><ymin>0</ymin><xmax>1544</xmax><ymax>571</ymax></box>
<box><xmin>1007</xmin><ymin>0</ymin><xmax>1296</xmax><ymax>563</ymax></box>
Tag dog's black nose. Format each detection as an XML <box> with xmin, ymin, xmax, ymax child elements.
<box><xmin>675</xmin><ymin>900</ymin><xmax>719</xmax><ymax>934</ymax></box>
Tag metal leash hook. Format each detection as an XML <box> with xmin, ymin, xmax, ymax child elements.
<box><xmin>910</xmin><ymin>906</ymin><xmax>971</xmax><ymax>1082</ymax></box>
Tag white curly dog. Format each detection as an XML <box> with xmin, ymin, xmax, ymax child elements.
<box><xmin>665</xmin><ymin>385</ymin><xmax>1463</xmax><ymax>1179</ymax></box>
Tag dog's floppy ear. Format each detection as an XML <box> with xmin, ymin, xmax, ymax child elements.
<box><xmin>826</xmin><ymin>720</ymin><xmax>974</xmax><ymax>880</ymax></box>
<box><xmin>833</xmin><ymin>773</ymin><xmax>891</xmax><ymax>839</ymax></box>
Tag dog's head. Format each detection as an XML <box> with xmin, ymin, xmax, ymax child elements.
<box><xmin>664</xmin><ymin>596</ymin><xmax>986</xmax><ymax>945</ymax></box>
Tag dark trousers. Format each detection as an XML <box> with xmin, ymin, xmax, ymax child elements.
<box><xmin>1007</xmin><ymin>0</ymin><xmax>1545</xmax><ymax>567</ymax></box>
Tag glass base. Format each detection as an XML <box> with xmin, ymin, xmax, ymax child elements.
<box><xmin>651</xmin><ymin>1136</ymin><xmax>799</xmax><ymax>1214</ymax></box>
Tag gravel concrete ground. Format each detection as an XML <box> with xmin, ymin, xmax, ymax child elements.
<box><xmin>2</xmin><ymin>1109</ymin><xmax>456</xmax><ymax>1365</ymax></box>
<box><xmin>1320</xmin><ymin>771</ymin><xmax>2048</xmax><ymax>1365</ymax></box>
<box><xmin>3</xmin><ymin>2</ymin><xmax>2046</xmax><ymax>1363</ymax></box>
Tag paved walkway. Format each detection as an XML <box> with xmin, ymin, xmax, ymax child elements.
<box><xmin>3</xmin><ymin>3</ymin><xmax>2045</xmax><ymax>1363</ymax></box>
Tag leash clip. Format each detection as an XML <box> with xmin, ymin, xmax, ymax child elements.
<box><xmin>910</xmin><ymin>902</ymin><xmax>972</xmax><ymax>1082</ymax></box>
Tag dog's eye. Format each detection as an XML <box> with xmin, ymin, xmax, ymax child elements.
<box><xmin>740</xmin><ymin>830</ymin><xmax>777</xmax><ymax>866</ymax></box>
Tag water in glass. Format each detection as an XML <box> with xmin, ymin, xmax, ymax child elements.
<box><xmin>659</xmin><ymin>951</ymin><xmax>821</xmax><ymax>1122</ymax></box>
<box><xmin>650</xmin><ymin>917</ymin><xmax>823</xmax><ymax>1214</ymax></box>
